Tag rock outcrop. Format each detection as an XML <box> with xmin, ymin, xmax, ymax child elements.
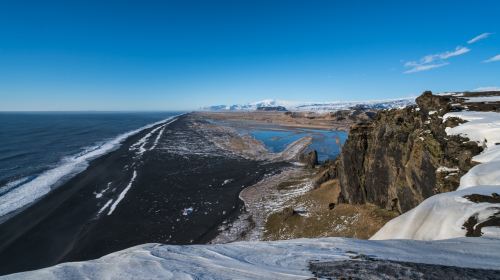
<box><xmin>334</xmin><ymin>91</ymin><xmax>496</xmax><ymax>213</ymax></box>
<box><xmin>300</xmin><ymin>150</ymin><xmax>318</xmax><ymax>168</ymax></box>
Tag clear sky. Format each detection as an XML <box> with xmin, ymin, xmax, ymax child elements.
<box><xmin>0</xmin><ymin>0</ymin><xmax>499</xmax><ymax>111</ymax></box>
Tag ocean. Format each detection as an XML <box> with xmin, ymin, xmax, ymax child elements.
<box><xmin>0</xmin><ymin>111</ymin><xmax>182</xmax><ymax>219</ymax></box>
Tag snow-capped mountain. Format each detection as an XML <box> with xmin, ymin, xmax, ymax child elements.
<box><xmin>202</xmin><ymin>97</ymin><xmax>416</xmax><ymax>112</ymax></box>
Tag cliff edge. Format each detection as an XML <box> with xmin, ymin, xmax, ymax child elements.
<box><xmin>336</xmin><ymin>91</ymin><xmax>499</xmax><ymax>213</ymax></box>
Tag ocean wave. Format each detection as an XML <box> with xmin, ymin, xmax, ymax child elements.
<box><xmin>0</xmin><ymin>115</ymin><xmax>180</xmax><ymax>220</ymax></box>
<box><xmin>0</xmin><ymin>177</ymin><xmax>32</xmax><ymax>196</ymax></box>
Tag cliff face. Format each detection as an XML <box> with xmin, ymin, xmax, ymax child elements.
<box><xmin>336</xmin><ymin>91</ymin><xmax>485</xmax><ymax>213</ymax></box>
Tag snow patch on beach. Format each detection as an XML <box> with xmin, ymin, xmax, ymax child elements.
<box><xmin>182</xmin><ymin>207</ymin><xmax>194</xmax><ymax>216</ymax></box>
<box><xmin>94</xmin><ymin>182</ymin><xmax>112</xmax><ymax>199</ymax></box>
<box><xmin>107</xmin><ymin>170</ymin><xmax>137</xmax><ymax>215</ymax></box>
<box><xmin>129</xmin><ymin>117</ymin><xmax>178</xmax><ymax>157</ymax></box>
<box><xmin>97</xmin><ymin>199</ymin><xmax>113</xmax><ymax>216</ymax></box>
<box><xmin>150</xmin><ymin>123</ymin><xmax>168</xmax><ymax>150</ymax></box>
<box><xmin>129</xmin><ymin>125</ymin><xmax>165</xmax><ymax>155</ymax></box>
<box><xmin>372</xmin><ymin>111</ymin><xmax>500</xmax><ymax>240</ymax></box>
<box><xmin>221</xmin><ymin>179</ymin><xmax>233</xmax><ymax>186</ymax></box>
<box><xmin>6</xmin><ymin>237</ymin><xmax>500</xmax><ymax>279</ymax></box>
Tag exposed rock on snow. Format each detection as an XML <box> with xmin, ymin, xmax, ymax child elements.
<box><xmin>444</xmin><ymin>111</ymin><xmax>500</xmax><ymax>190</ymax></box>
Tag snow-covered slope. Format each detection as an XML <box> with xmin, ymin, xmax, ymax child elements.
<box><xmin>202</xmin><ymin>97</ymin><xmax>415</xmax><ymax>112</ymax></box>
<box><xmin>372</xmin><ymin>110</ymin><xmax>500</xmax><ymax>240</ymax></box>
<box><xmin>4</xmin><ymin>237</ymin><xmax>500</xmax><ymax>279</ymax></box>
<box><xmin>444</xmin><ymin>112</ymin><xmax>500</xmax><ymax>190</ymax></box>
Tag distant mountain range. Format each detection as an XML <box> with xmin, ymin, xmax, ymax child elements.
<box><xmin>201</xmin><ymin>97</ymin><xmax>416</xmax><ymax>112</ymax></box>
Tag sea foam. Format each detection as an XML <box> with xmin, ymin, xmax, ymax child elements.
<box><xmin>0</xmin><ymin>115</ymin><xmax>180</xmax><ymax>220</ymax></box>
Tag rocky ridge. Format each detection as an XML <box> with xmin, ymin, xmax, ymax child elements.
<box><xmin>331</xmin><ymin>91</ymin><xmax>500</xmax><ymax>213</ymax></box>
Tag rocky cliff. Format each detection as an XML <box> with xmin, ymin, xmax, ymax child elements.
<box><xmin>334</xmin><ymin>91</ymin><xmax>500</xmax><ymax>213</ymax></box>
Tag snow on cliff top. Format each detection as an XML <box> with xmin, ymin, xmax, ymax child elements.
<box><xmin>4</xmin><ymin>237</ymin><xmax>500</xmax><ymax>279</ymax></box>
<box><xmin>444</xmin><ymin>111</ymin><xmax>500</xmax><ymax>190</ymax></box>
<box><xmin>372</xmin><ymin>110</ymin><xmax>500</xmax><ymax>241</ymax></box>
<box><xmin>202</xmin><ymin>97</ymin><xmax>416</xmax><ymax>112</ymax></box>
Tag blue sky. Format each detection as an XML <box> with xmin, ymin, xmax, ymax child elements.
<box><xmin>0</xmin><ymin>0</ymin><xmax>499</xmax><ymax>111</ymax></box>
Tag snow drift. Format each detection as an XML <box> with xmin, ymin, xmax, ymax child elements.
<box><xmin>372</xmin><ymin>111</ymin><xmax>500</xmax><ymax>240</ymax></box>
<box><xmin>3</xmin><ymin>237</ymin><xmax>500</xmax><ymax>279</ymax></box>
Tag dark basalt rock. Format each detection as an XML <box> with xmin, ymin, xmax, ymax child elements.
<box><xmin>333</xmin><ymin>91</ymin><xmax>493</xmax><ymax>213</ymax></box>
<box><xmin>462</xmin><ymin>209</ymin><xmax>500</xmax><ymax>237</ymax></box>
<box><xmin>464</xmin><ymin>193</ymin><xmax>500</xmax><ymax>204</ymax></box>
<box><xmin>300</xmin><ymin>150</ymin><xmax>318</xmax><ymax>169</ymax></box>
<box><xmin>415</xmin><ymin>90</ymin><xmax>451</xmax><ymax>112</ymax></box>
<box><xmin>462</xmin><ymin>193</ymin><xmax>500</xmax><ymax>237</ymax></box>
<box><xmin>309</xmin><ymin>258</ymin><xmax>500</xmax><ymax>280</ymax></box>
<box><xmin>311</xmin><ymin>161</ymin><xmax>337</xmax><ymax>188</ymax></box>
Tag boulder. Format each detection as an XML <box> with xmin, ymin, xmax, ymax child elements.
<box><xmin>300</xmin><ymin>150</ymin><xmax>318</xmax><ymax>168</ymax></box>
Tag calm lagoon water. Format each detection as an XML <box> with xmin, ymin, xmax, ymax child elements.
<box><xmin>249</xmin><ymin>128</ymin><xmax>347</xmax><ymax>162</ymax></box>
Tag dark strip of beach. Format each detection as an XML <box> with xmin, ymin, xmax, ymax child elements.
<box><xmin>0</xmin><ymin>114</ymin><xmax>284</xmax><ymax>276</ymax></box>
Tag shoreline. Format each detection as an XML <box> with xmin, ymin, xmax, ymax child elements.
<box><xmin>0</xmin><ymin>114</ymin><xmax>184</xmax><ymax>224</ymax></box>
<box><xmin>0</xmin><ymin>113</ymin><xmax>285</xmax><ymax>275</ymax></box>
<box><xmin>0</xmin><ymin>111</ymin><xmax>349</xmax><ymax>275</ymax></box>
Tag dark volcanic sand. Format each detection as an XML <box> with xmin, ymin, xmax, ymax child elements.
<box><xmin>0</xmin><ymin>114</ymin><xmax>284</xmax><ymax>275</ymax></box>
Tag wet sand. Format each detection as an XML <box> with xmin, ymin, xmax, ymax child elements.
<box><xmin>0</xmin><ymin>114</ymin><xmax>286</xmax><ymax>275</ymax></box>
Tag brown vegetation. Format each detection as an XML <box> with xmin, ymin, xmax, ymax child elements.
<box><xmin>263</xmin><ymin>180</ymin><xmax>398</xmax><ymax>240</ymax></box>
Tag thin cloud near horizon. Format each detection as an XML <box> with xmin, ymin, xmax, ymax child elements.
<box><xmin>474</xmin><ymin>86</ymin><xmax>500</xmax><ymax>91</ymax></box>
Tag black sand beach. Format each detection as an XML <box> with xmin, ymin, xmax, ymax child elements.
<box><xmin>0</xmin><ymin>114</ymin><xmax>284</xmax><ymax>275</ymax></box>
